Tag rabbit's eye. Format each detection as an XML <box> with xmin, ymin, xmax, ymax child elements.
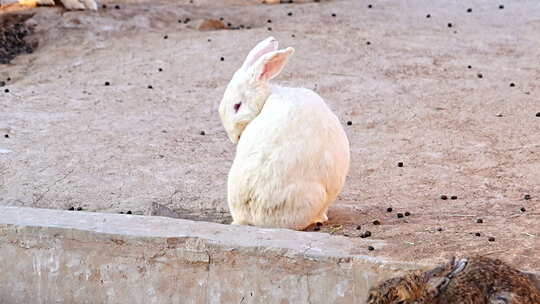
<box><xmin>234</xmin><ymin>102</ymin><xmax>242</xmax><ymax>113</ymax></box>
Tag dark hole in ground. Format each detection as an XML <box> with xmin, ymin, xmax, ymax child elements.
<box><xmin>0</xmin><ymin>12</ymin><xmax>38</xmax><ymax>64</ymax></box>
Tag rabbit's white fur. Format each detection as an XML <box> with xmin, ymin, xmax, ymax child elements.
<box><xmin>17</xmin><ymin>0</ymin><xmax>98</xmax><ymax>10</ymax></box>
<box><xmin>219</xmin><ymin>37</ymin><xmax>350</xmax><ymax>230</ymax></box>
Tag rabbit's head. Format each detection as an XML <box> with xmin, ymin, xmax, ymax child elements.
<box><xmin>219</xmin><ymin>36</ymin><xmax>295</xmax><ymax>143</ymax></box>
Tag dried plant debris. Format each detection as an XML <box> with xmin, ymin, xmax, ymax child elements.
<box><xmin>0</xmin><ymin>13</ymin><xmax>38</xmax><ymax>64</ymax></box>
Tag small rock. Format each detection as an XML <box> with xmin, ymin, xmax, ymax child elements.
<box><xmin>4</xmin><ymin>89</ymin><xmax>10</xmax><ymax>93</ymax></box>
<box><xmin>267</xmin><ymin>27</ymin><xmax>272</xmax><ymax>31</ymax></box>
<box><xmin>535</xmin><ymin>113</ymin><xmax>540</xmax><ymax>117</ymax></box>
<box><xmin>368</xmin><ymin>4</ymin><xmax>372</xmax><ymax>8</ymax></box>
<box><xmin>148</xmin><ymin>85</ymin><xmax>153</xmax><ymax>89</ymax></box>
<box><xmin>158</xmin><ymin>68</ymin><xmax>163</xmax><ymax>72</ymax></box>
<box><xmin>163</xmin><ymin>35</ymin><xmax>168</xmax><ymax>39</ymax></box>
<box><xmin>196</xmin><ymin>19</ymin><xmax>226</xmax><ymax>31</ymax></box>
<box><xmin>362</xmin><ymin>231</ymin><xmax>372</xmax><ymax>238</ymax></box>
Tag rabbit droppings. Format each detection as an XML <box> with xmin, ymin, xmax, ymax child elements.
<box><xmin>366</xmin><ymin>256</ymin><xmax>540</xmax><ymax>304</ymax></box>
<box><xmin>219</xmin><ymin>37</ymin><xmax>350</xmax><ymax>230</ymax></box>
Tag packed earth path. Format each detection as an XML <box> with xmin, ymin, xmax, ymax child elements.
<box><xmin>1</xmin><ymin>0</ymin><xmax>539</xmax><ymax>270</ymax></box>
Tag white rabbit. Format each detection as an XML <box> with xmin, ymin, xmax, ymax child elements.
<box><xmin>219</xmin><ymin>37</ymin><xmax>350</xmax><ymax>230</ymax></box>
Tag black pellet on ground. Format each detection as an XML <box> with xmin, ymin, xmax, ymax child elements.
<box><xmin>6</xmin><ymin>77</ymin><xmax>10</xmax><ymax>81</ymax></box>
<box><xmin>291</xmin><ymin>34</ymin><xmax>296</xmax><ymax>38</ymax></box>
<box><xmin>524</xmin><ymin>194</ymin><xmax>531</xmax><ymax>200</ymax></box>
<box><xmin>441</xmin><ymin>195</ymin><xmax>448</xmax><ymax>200</ymax></box>
<box><xmin>102</xmin><ymin>4</ymin><xmax>107</xmax><ymax>8</ymax></box>
<box><xmin>468</xmin><ymin>65</ymin><xmax>472</xmax><ymax>69</ymax></box>
<box><xmin>362</xmin><ymin>231</ymin><xmax>372</xmax><ymax>238</ymax></box>
<box><xmin>208</xmin><ymin>39</ymin><xmax>212</xmax><ymax>42</ymax></box>
<box><xmin>397</xmin><ymin>213</ymin><xmax>404</xmax><ymax>218</ymax></box>
<box><xmin>148</xmin><ymin>85</ymin><xmax>153</xmax><ymax>89</ymax></box>
<box><xmin>219</xmin><ymin>17</ymin><xmax>224</xmax><ymax>21</ymax></box>
<box><xmin>387</xmin><ymin>207</ymin><xmax>393</xmax><ymax>212</ymax></box>
<box><xmin>356</xmin><ymin>225</ymin><xmax>361</xmax><ymax>230</ymax></box>
<box><xmin>476</xmin><ymin>218</ymin><xmax>483</xmax><ymax>224</ymax></box>
<box><xmin>184</xmin><ymin>18</ymin><xmax>191</xmax><ymax>24</ymax></box>
<box><xmin>520</xmin><ymin>207</ymin><xmax>526</xmax><ymax>212</ymax></box>
<box><xmin>288</xmin><ymin>12</ymin><xmax>293</xmax><ymax>16</ymax></box>
<box><xmin>68</xmin><ymin>206</ymin><xmax>75</xmax><ymax>211</ymax></box>
<box><xmin>510</xmin><ymin>82</ymin><xmax>515</xmax><ymax>87</ymax></box>
<box><xmin>397</xmin><ymin>162</ymin><xmax>403</xmax><ymax>167</ymax></box>
<box><xmin>220</xmin><ymin>57</ymin><xmax>224</xmax><ymax>61</ymax></box>
<box><xmin>488</xmin><ymin>237</ymin><xmax>495</xmax><ymax>242</ymax></box>
<box><xmin>200</xmin><ymin>131</ymin><xmax>206</xmax><ymax>135</ymax></box>
<box><xmin>346</xmin><ymin>121</ymin><xmax>352</xmax><ymax>126</ymax></box>
<box><xmin>267</xmin><ymin>27</ymin><xmax>272</xmax><ymax>31</ymax></box>
<box><xmin>115</xmin><ymin>5</ymin><xmax>120</xmax><ymax>9</ymax></box>
<box><xmin>4</xmin><ymin>89</ymin><xmax>10</xmax><ymax>93</ymax></box>
<box><xmin>475</xmin><ymin>232</ymin><xmax>481</xmax><ymax>237</ymax></box>
<box><xmin>331</xmin><ymin>13</ymin><xmax>336</xmax><ymax>17</ymax></box>
<box><xmin>178</xmin><ymin>20</ymin><xmax>182</xmax><ymax>23</ymax></box>
<box><xmin>404</xmin><ymin>211</ymin><xmax>411</xmax><ymax>216</ymax></box>
<box><xmin>447</xmin><ymin>23</ymin><xmax>453</xmax><ymax>28</ymax></box>
<box><xmin>535</xmin><ymin>112</ymin><xmax>539</xmax><ymax>117</ymax></box>
<box><xmin>426</xmin><ymin>14</ymin><xmax>431</xmax><ymax>18</ymax></box>
<box><xmin>366</xmin><ymin>41</ymin><xmax>371</xmax><ymax>45</ymax></box>
<box><xmin>0</xmin><ymin>81</ymin><xmax>5</xmax><ymax>87</ymax></box>
<box><xmin>158</xmin><ymin>68</ymin><xmax>163</xmax><ymax>72</ymax></box>
<box><xmin>316</xmin><ymin>222</ymin><xmax>323</xmax><ymax>227</ymax></box>
<box><xmin>119</xmin><ymin>211</ymin><xmax>124</xmax><ymax>214</ymax></box>
<box><xmin>467</xmin><ymin>8</ymin><xmax>472</xmax><ymax>13</ymax></box>
<box><xmin>227</xmin><ymin>23</ymin><xmax>232</xmax><ymax>27</ymax></box>
<box><xmin>163</xmin><ymin>35</ymin><xmax>168</xmax><ymax>39</ymax></box>
<box><xmin>477</xmin><ymin>73</ymin><xmax>483</xmax><ymax>78</ymax></box>
<box><xmin>267</xmin><ymin>19</ymin><xmax>272</xmax><ymax>23</ymax></box>
<box><xmin>105</xmin><ymin>81</ymin><xmax>110</xmax><ymax>86</ymax></box>
<box><xmin>76</xmin><ymin>207</ymin><xmax>83</xmax><ymax>211</ymax></box>
<box><xmin>368</xmin><ymin>246</ymin><xmax>375</xmax><ymax>251</ymax></box>
<box><xmin>373</xmin><ymin>220</ymin><xmax>381</xmax><ymax>225</ymax></box>
<box><xmin>127</xmin><ymin>210</ymin><xmax>132</xmax><ymax>214</ymax></box>
<box><xmin>314</xmin><ymin>226</ymin><xmax>321</xmax><ymax>231</ymax></box>
<box><xmin>450</xmin><ymin>195</ymin><xmax>457</xmax><ymax>200</ymax></box>
<box><xmin>437</xmin><ymin>228</ymin><xmax>443</xmax><ymax>231</ymax></box>
<box><xmin>4</xmin><ymin>134</ymin><xmax>9</xmax><ymax>138</ymax></box>
<box><xmin>499</xmin><ymin>5</ymin><xmax>504</xmax><ymax>9</ymax></box>
<box><xmin>368</xmin><ymin>4</ymin><xmax>372</xmax><ymax>8</ymax></box>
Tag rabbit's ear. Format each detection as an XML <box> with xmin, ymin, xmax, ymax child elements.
<box><xmin>241</xmin><ymin>36</ymin><xmax>279</xmax><ymax>70</ymax></box>
<box><xmin>251</xmin><ymin>47</ymin><xmax>295</xmax><ymax>82</ymax></box>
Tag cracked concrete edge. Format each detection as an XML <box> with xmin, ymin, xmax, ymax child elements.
<box><xmin>0</xmin><ymin>206</ymin><xmax>538</xmax><ymax>303</ymax></box>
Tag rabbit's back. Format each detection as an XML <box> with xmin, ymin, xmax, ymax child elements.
<box><xmin>228</xmin><ymin>86</ymin><xmax>350</xmax><ymax>229</ymax></box>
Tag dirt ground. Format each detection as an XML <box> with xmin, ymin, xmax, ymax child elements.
<box><xmin>1</xmin><ymin>0</ymin><xmax>539</xmax><ymax>270</ymax></box>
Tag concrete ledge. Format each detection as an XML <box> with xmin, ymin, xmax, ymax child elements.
<box><xmin>0</xmin><ymin>206</ymin><xmax>537</xmax><ymax>303</ymax></box>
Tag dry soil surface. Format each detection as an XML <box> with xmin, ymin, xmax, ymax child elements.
<box><xmin>1</xmin><ymin>0</ymin><xmax>539</xmax><ymax>270</ymax></box>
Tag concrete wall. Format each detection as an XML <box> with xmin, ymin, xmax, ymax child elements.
<box><xmin>0</xmin><ymin>206</ymin><xmax>537</xmax><ymax>304</ymax></box>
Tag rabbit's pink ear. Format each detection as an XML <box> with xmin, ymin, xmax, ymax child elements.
<box><xmin>252</xmin><ymin>47</ymin><xmax>295</xmax><ymax>82</ymax></box>
<box><xmin>241</xmin><ymin>37</ymin><xmax>279</xmax><ymax>70</ymax></box>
